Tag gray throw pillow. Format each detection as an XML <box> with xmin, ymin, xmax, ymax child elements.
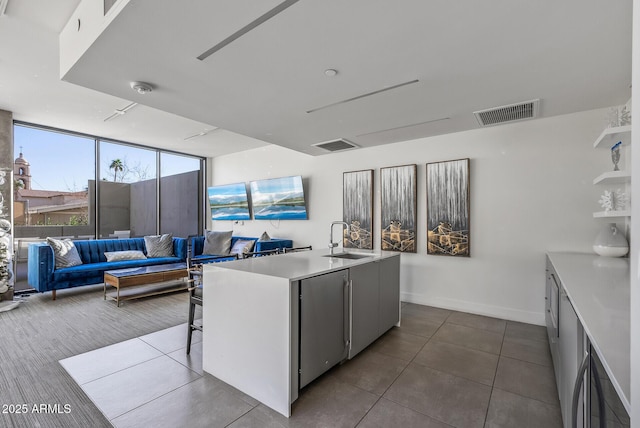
<box><xmin>144</xmin><ymin>234</ymin><xmax>175</xmax><ymax>258</ymax></box>
<box><xmin>46</xmin><ymin>237</ymin><xmax>83</xmax><ymax>269</ymax></box>
<box><xmin>203</xmin><ymin>230</ymin><xmax>233</xmax><ymax>255</ymax></box>
<box><xmin>229</xmin><ymin>239</ymin><xmax>255</xmax><ymax>256</ymax></box>
<box><xmin>259</xmin><ymin>231</ymin><xmax>271</xmax><ymax>241</ymax></box>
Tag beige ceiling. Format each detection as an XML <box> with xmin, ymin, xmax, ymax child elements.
<box><xmin>1</xmin><ymin>0</ymin><xmax>633</xmax><ymax>158</ymax></box>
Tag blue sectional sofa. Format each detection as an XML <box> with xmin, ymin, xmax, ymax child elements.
<box><xmin>28</xmin><ymin>237</ymin><xmax>187</xmax><ymax>299</ymax></box>
<box><xmin>189</xmin><ymin>235</ymin><xmax>293</xmax><ymax>264</ymax></box>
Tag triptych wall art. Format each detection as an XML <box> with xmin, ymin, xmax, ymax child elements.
<box><xmin>342</xmin><ymin>158</ymin><xmax>470</xmax><ymax>256</ymax></box>
<box><xmin>343</xmin><ymin>170</ymin><xmax>374</xmax><ymax>249</ymax></box>
<box><xmin>426</xmin><ymin>158</ymin><xmax>470</xmax><ymax>257</ymax></box>
<box><xmin>380</xmin><ymin>164</ymin><xmax>417</xmax><ymax>253</ymax></box>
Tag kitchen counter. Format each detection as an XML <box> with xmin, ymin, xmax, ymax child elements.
<box><xmin>201</xmin><ymin>248</ymin><xmax>400</xmax><ymax>417</ymax></box>
<box><xmin>207</xmin><ymin>248</ymin><xmax>398</xmax><ymax>280</ymax></box>
<box><xmin>546</xmin><ymin>252</ymin><xmax>630</xmax><ymax>412</ymax></box>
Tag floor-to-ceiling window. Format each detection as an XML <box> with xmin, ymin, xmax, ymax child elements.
<box><xmin>12</xmin><ymin>122</ymin><xmax>205</xmax><ymax>292</ymax></box>
<box><xmin>98</xmin><ymin>140</ymin><xmax>158</xmax><ymax>238</ymax></box>
<box><xmin>13</xmin><ymin>125</ymin><xmax>95</xmax><ymax>236</ymax></box>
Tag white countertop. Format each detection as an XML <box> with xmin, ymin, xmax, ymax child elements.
<box><xmin>547</xmin><ymin>252</ymin><xmax>630</xmax><ymax>411</ymax></box>
<box><xmin>203</xmin><ymin>249</ymin><xmax>399</xmax><ymax>281</ymax></box>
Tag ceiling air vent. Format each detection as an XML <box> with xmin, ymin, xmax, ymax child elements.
<box><xmin>474</xmin><ymin>99</ymin><xmax>540</xmax><ymax>127</ymax></box>
<box><xmin>312</xmin><ymin>139</ymin><xmax>358</xmax><ymax>152</ymax></box>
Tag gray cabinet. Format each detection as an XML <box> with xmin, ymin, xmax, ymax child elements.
<box><xmin>545</xmin><ymin>257</ymin><xmax>560</xmax><ymax>389</ymax></box>
<box><xmin>546</xmin><ymin>256</ymin><xmax>584</xmax><ymax>428</ymax></box>
<box><xmin>349</xmin><ymin>263</ymin><xmax>380</xmax><ymax>358</ymax></box>
<box><xmin>299</xmin><ymin>269</ymin><xmax>349</xmax><ymax>388</ymax></box>
<box><xmin>558</xmin><ymin>286</ymin><xmax>583</xmax><ymax>428</ymax></box>
<box><xmin>378</xmin><ymin>256</ymin><xmax>400</xmax><ymax>334</ymax></box>
<box><xmin>348</xmin><ymin>254</ymin><xmax>401</xmax><ymax>359</ymax></box>
<box><xmin>299</xmin><ymin>255</ymin><xmax>401</xmax><ymax>388</ymax></box>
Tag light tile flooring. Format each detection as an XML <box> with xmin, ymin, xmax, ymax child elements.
<box><xmin>60</xmin><ymin>303</ymin><xmax>562</xmax><ymax>428</ymax></box>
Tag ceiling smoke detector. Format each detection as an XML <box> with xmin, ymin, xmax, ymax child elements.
<box><xmin>130</xmin><ymin>81</ymin><xmax>154</xmax><ymax>95</ymax></box>
<box><xmin>474</xmin><ymin>99</ymin><xmax>540</xmax><ymax>127</ymax></box>
<box><xmin>312</xmin><ymin>138</ymin><xmax>358</xmax><ymax>152</ymax></box>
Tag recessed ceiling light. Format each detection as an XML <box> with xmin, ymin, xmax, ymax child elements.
<box><xmin>324</xmin><ymin>69</ymin><xmax>338</xmax><ymax>77</ymax></box>
<box><xmin>130</xmin><ymin>81</ymin><xmax>154</xmax><ymax>94</ymax></box>
<box><xmin>104</xmin><ymin>102</ymin><xmax>138</xmax><ymax>122</ymax></box>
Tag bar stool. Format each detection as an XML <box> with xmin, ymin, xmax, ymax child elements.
<box><xmin>241</xmin><ymin>248</ymin><xmax>281</xmax><ymax>258</ymax></box>
<box><xmin>186</xmin><ymin>265</ymin><xmax>203</xmax><ymax>355</ymax></box>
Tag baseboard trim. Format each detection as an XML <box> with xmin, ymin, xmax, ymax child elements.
<box><xmin>400</xmin><ymin>292</ymin><xmax>545</xmax><ymax>326</ymax></box>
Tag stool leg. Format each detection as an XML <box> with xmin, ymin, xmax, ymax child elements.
<box><xmin>186</xmin><ymin>299</ymin><xmax>195</xmax><ymax>354</ymax></box>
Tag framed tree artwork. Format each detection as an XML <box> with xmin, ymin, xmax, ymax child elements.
<box><xmin>380</xmin><ymin>164</ymin><xmax>417</xmax><ymax>252</ymax></box>
<box><xmin>426</xmin><ymin>158</ymin><xmax>470</xmax><ymax>257</ymax></box>
<box><xmin>343</xmin><ymin>170</ymin><xmax>373</xmax><ymax>249</ymax></box>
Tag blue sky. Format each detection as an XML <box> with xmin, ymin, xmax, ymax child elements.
<box><xmin>14</xmin><ymin>125</ymin><xmax>201</xmax><ymax>191</ymax></box>
<box><xmin>208</xmin><ymin>182</ymin><xmax>249</xmax><ymax>204</ymax></box>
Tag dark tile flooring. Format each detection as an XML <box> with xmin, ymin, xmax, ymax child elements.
<box><xmin>61</xmin><ymin>303</ymin><xmax>562</xmax><ymax>428</ymax></box>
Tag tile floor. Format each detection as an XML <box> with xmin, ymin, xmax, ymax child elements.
<box><xmin>60</xmin><ymin>303</ymin><xmax>562</xmax><ymax>428</ymax></box>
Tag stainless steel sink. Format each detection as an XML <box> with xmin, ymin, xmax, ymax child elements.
<box><xmin>323</xmin><ymin>252</ymin><xmax>372</xmax><ymax>260</ymax></box>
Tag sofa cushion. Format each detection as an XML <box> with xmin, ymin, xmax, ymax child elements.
<box><xmin>203</xmin><ymin>230</ymin><xmax>233</xmax><ymax>255</ymax></box>
<box><xmin>144</xmin><ymin>234</ymin><xmax>175</xmax><ymax>258</ymax></box>
<box><xmin>104</xmin><ymin>250</ymin><xmax>147</xmax><ymax>262</ymax></box>
<box><xmin>46</xmin><ymin>237</ymin><xmax>83</xmax><ymax>269</ymax></box>
<box><xmin>230</xmin><ymin>239</ymin><xmax>255</xmax><ymax>256</ymax></box>
<box><xmin>52</xmin><ymin>257</ymin><xmax>184</xmax><ymax>282</ymax></box>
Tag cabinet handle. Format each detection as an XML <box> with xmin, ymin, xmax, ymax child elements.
<box><xmin>590</xmin><ymin>353</ymin><xmax>606</xmax><ymax>428</ymax></box>
<box><xmin>343</xmin><ymin>279</ymin><xmax>350</xmax><ymax>355</ymax></box>
<box><xmin>571</xmin><ymin>351</ymin><xmax>589</xmax><ymax>428</ymax></box>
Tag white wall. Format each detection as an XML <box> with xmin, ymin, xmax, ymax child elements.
<box><xmin>630</xmin><ymin>0</ymin><xmax>639</xmax><ymax>424</ymax></box>
<box><xmin>210</xmin><ymin>108</ymin><xmax>615</xmax><ymax>325</ymax></box>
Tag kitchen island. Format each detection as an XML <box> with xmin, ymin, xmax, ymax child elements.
<box><xmin>201</xmin><ymin>249</ymin><xmax>400</xmax><ymax>417</ymax></box>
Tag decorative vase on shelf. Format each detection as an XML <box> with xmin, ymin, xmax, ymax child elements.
<box><xmin>593</xmin><ymin>223</ymin><xmax>629</xmax><ymax>257</ymax></box>
<box><xmin>611</xmin><ymin>141</ymin><xmax>622</xmax><ymax>171</ymax></box>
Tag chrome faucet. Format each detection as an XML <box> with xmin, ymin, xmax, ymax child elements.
<box><xmin>329</xmin><ymin>221</ymin><xmax>350</xmax><ymax>255</ymax></box>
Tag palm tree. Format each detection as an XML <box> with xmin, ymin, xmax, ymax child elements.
<box><xmin>109</xmin><ymin>159</ymin><xmax>124</xmax><ymax>182</ymax></box>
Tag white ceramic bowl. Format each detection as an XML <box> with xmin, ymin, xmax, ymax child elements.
<box><xmin>593</xmin><ymin>245</ymin><xmax>629</xmax><ymax>257</ymax></box>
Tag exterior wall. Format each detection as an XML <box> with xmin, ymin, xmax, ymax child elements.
<box><xmin>130</xmin><ymin>179</ymin><xmax>156</xmax><ymax>237</ymax></box>
<box><xmin>160</xmin><ymin>170</ymin><xmax>200</xmax><ymax>238</ymax></box>
<box><xmin>98</xmin><ymin>180</ymin><xmax>131</xmax><ymax>237</ymax></box>
<box><xmin>210</xmin><ymin>108</ymin><xmax>613</xmax><ymax>325</ymax></box>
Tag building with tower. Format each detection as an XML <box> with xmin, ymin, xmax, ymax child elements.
<box><xmin>13</xmin><ymin>149</ymin><xmax>31</xmax><ymax>190</ymax></box>
<box><xmin>13</xmin><ymin>151</ymin><xmax>88</xmax><ymax>226</ymax></box>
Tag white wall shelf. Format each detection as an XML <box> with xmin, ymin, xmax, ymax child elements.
<box><xmin>593</xmin><ymin>125</ymin><xmax>632</xmax><ymax>149</ymax></box>
<box><xmin>593</xmin><ymin>210</ymin><xmax>631</xmax><ymax>219</ymax></box>
<box><xmin>593</xmin><ymin>170</ymin><xmax>632</xmax><ymax>185</ymax></box>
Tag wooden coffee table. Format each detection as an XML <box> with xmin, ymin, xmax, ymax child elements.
<box><xmin>103</xmin><ymin>263</ymin><xmax>189</xmax><ymax>306</ymax></box>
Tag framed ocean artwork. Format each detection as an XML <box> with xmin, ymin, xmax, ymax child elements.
<box><xmin>426</xmin><ymin>158</ymin><xmax>470</xmax><ymax>257</ymax></box>
<box><xmin>250</xmin><ymin>175</ymin><xmax>308</xmax><ymax>220</ymax></box>
<box><xmin>380</xmin><ymin>164</ymin><xmax>416</xmax><ymax>252</ymax></box>
<box><xmin>343</xmin><ymin>170</ymin><xmax>373</xmax><ymax>249</ymax></box>
<box><xmin>207</xmin><ymin>182</ymin><xmax>250</xmax><ymax>221</ymax></box>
